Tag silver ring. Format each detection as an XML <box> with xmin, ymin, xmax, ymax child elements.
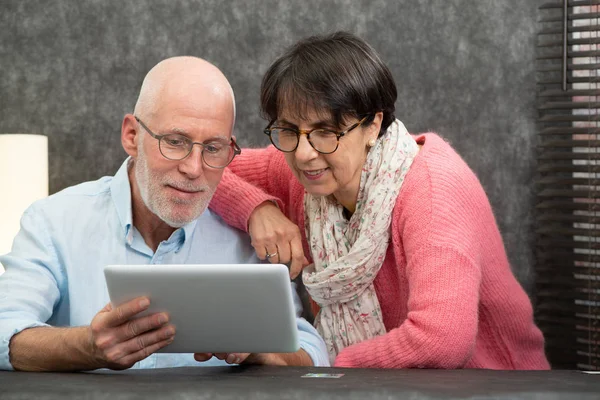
<box><xmin>266</xmin><ymin>252</ymin><xmax>278</xmax><ymax>259</ymax></box>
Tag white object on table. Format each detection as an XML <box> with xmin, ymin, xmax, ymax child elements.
<box><xmin>0</xmin><ymin>134</ymin><xmax>48</xmax><ymax>274</ymax></box>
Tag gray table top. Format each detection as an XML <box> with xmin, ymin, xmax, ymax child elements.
<box><xmin>1</xmin><ymin>366</ymin><xmax>599</xmax><ymax>400</ymax></box>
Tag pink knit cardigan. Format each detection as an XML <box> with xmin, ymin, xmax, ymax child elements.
<box><xmin>209</xmin><ymin>133</ymin><xmax>550</xmax><ymax>369</ymax></box>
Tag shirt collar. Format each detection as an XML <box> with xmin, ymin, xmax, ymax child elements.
<box><xmin>110</xmin><ymin>158</ymin><xmax>134</xmax><ymax>240</ymax></box>
<box><xmin>177</xmin><ymin>217</ymin><xmax>198</xmax><ymax>245</ymax></box>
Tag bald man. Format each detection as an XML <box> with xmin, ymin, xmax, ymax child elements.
<box><xmin>0</xmin><ymin>57</ymin><xmax>329</xmax><ymax>371</ymax></box>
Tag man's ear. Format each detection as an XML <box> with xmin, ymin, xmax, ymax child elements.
<box><xmin>121</xmin><ymin>114</ymin><xmax>139</xmax><ymax>158</ymax></box>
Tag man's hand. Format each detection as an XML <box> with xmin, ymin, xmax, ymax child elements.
<box><xmin>9</xmin><ymin>296</ymin><xmax>175</xmax><ymax>372</ymax></box>
<box><xmin>193</xmin><ymin>350</ymin><xmax>312</xmax><ymax>366</ymax></box>
<box><xmin>88</xmin><ymin>297</ymin><xmax>176</xmax><ymax>370</ymax></box>
<box><xmin>249</xmin><ymin>202</ymin><xmax>309</xmax><ymax>279</ymax></box>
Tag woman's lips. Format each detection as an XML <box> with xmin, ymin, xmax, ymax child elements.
<box><xmin>302</xmin><ymin>168</ymin><xmax>328</xmax><ymax>181</ymax></box>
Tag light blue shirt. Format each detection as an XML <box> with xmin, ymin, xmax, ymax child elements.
<box><xmin>0</xmin><ymin>159</ymin><xmax>329</xmax><ymax>370</ymax></box>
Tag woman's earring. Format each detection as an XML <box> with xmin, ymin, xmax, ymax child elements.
<box><xmin>368</xmin><ymin>138</ymin><xmax>377</xmax><ymax>147</ymax></box>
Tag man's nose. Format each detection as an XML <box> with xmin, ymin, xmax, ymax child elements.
<box><xmin>178</xmin><ymin>145</ymin><xmax>204</xmax><ymax>179</ymax></box>
<box><xmin>294</xmin><ymin>135</ymin><xmax>318</xmax><ymax>163</ymax></box>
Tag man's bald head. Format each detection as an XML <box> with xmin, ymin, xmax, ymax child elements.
<box><xmin>133</xmin><ymin>56</ymin><xmax>236</xmax><ymax>130</ymax></box>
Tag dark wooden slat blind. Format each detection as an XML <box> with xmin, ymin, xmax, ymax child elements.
<box><xmin>537</xmin><ymin>1</ymin><xmax>600</xmax><ymax>370</ymax></box>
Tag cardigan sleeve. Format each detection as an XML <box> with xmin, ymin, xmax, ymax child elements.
<box><xmin>209</xmin><ymin>146</ymin><xmax>292</xmax><ymax>232</ymax></box>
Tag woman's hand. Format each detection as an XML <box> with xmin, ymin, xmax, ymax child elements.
<box><xmin>248</xmin><ymin>201</ymin><xmax>308</xmax><ymax>279</ymax></box>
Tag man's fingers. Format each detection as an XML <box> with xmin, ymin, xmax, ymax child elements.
<box><xmin>211</xmin><ymin>352</ymin><xmax>250</xmax><ymax>364</ymax></box>
<box><xmin>243</xmin><ymin>353</ymin><xmax>272</xmax><ymax>365</ymax></box>
<box><xmin>194</xmin><ymin>353</ymin><xmax>213</xmax><ymax>362</ymax></box>
<box><xmin>226</xmin><ymin>353</ymin><xmax>250</xmax><ymax>364</ymax></box>
<box><xmin>111</xmin><ymin>324</ymin><xmax>176</xmax><ymax>361</ymax></box>
<box><xmin>116</xmin><ymin>336</ymin><xmax>175</xmax><ymax>368</ymax></box>
<box><xmin>101</xmin><ymin>297</ymin><xmax>150</xmax><ymax>328</ymax></box>
<box><xmin>119</xmin><ymin>312</ymin><xmax>169</xmax><ymax>342</ymax></box>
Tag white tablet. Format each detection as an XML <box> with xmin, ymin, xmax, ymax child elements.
<box><xmin>103</xmin><ymin>264</ymin><xmax>300</xmax><ymax>354</ymax></box>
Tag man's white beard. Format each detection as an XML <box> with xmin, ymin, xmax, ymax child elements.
<box><xmin>134</xmin><ymin>147</ymin><xmax>212</xmax><ymax>228</ymax></box>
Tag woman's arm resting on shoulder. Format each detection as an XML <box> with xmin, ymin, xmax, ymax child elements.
<box><xmin>210</xmin><ymin>146</ymin><xmax>291</xmax><ymax>232</ymax></box>
<box><xmin>211</xmin><ymin>146</ymin><xmax>308</xmax><ymax>277</ymax></box>
<box><xmin>210</xmin><ymin>169</ymin><xmax>284</xmax><ymax>232</ymax></box>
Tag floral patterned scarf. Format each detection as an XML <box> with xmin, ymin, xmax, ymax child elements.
<box><xmin>302</xmin><ymin>120</ymin><xmax>419</xmax><ymax>362</ymax></box>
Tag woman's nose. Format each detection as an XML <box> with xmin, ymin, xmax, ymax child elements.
<box><xmin>294</xmin><ymin>135</ymin><xmax>318</xmax><ymax>162</ymax></box>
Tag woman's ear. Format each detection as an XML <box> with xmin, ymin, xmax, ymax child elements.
<box><xmin>121</xmin><ymin>114</ymin><xmax>139</xmax><ymax>158</ymax></box>
<box><xmin>369</xmin><ymin>112</ymin><xmax>384</xmax><ymax>141</ymax></box>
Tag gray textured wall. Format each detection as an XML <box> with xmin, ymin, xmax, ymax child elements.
<box><xmin>0</xmin><ymin>0</ymin><xmax>543</xmax><ymax>292</ymax></box>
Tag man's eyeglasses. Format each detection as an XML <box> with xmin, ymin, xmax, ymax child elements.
<box><xmin>263</xmin><ymin>116</ymin><xmax>370</xmax><ymax>155</ymax></box>
<box><xmin>135</xmin><ymin>117</ymin><xmax>241</xmax><ymax>169</ymax></box>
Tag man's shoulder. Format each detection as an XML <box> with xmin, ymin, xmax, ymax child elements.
<box><xmin>54</xmin><ymin>176</ymin><xmax>113</xmax><ymax>197</ymax></box>
<box><xmin>190</xmin><ymin>209</ymin><xmax>259</xmax><ymax>263</ymax></box>
<box><xmin>29</xmin><ymin>175</ymin><xmax>115</xmax><ymax>216</ymax></box>
<box><xmin>198</xmin><ymin>208</ymin><xmax>246</xmax><ymax>237</ymax></box>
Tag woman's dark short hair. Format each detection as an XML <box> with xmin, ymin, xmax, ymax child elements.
<box><xmin>260</xmin><ymin>31</ymin><xmax>397</xmax><ymax>137</ymax></box>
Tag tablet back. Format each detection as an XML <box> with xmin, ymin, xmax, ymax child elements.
<box><xmin>104</xmin><ymin>264</ymin><xmax>300</xmax><ymax>353</ymax></box>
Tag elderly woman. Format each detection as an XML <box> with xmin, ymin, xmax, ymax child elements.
<box><xmin>209</xmin><ymin>31</ymin><xmax>549</xmax><ymax>369</ymax></box>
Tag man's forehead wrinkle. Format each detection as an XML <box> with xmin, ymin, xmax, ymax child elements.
<box><xmin>165</xmin><ymin>126</ymin><xmax>228</xmax><ymax>140</ymax></box>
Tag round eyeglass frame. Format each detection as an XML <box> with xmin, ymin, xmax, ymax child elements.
<box><xmin>263</xmin><ymin>115</ymin><xmax>370</xmax><ymax>155</ymax></box>
<box><xmin>135</xmin><ymin>116</ymin><xmax>241</xmax><ymax>169</ymax></box>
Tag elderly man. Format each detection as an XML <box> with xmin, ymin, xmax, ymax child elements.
<box><xmin>0</xmin><ymin>57</ymin><xmax>328</xmax><ymax>371</ymax></box>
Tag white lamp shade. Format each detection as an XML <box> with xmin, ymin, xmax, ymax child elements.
<box><xmin>0</xmin><ymin>134</ymin><xmax>48</xmax><ymax>273</ymax></box>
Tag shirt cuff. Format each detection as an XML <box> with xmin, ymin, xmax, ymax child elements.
<box><xmin>0</xmin><ymin>319</ymin><xmax>50</xmax><ymax>370</ymax></box>
<box><xmin>296</xmin><ymin>318</ymin><xmax>330</xmax><ymax>367</ymax></box>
